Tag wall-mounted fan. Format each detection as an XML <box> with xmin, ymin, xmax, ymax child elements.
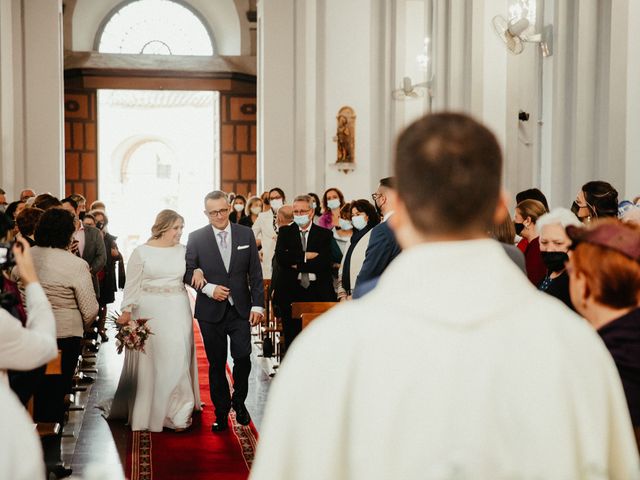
<box><xmin>392</xmin><ymin>77</ymin><xmax>432</xmax><ymax>100</ymax></box>
<box><xmin>492</xmin><ymin>15</ymin><xmax>552</xmax><ymax>56</ymax></box>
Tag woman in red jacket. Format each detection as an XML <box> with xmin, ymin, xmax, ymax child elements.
<box><xmin>514</xmin><ymin>199</ymin><xmax>547</xmax><ymax>285</ymax></box>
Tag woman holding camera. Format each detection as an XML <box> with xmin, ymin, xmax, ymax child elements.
<box><xmin>1</xmin><ymin>221</ymin><xmax>57</xmax><ymax>479</ymax></box>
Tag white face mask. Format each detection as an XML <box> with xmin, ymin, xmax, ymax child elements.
<box><xmin>338</xmin><ymin>218</ymin><xmax>353</xmax><ymax>231</ymax></box>
<box><xmin>270</xmin><ymin>198</ymin><xmax>283</xmax><ymax>211</ymax></box>
<box><xmin>234</xmin><ymin>203</ymin><xmax>245</xmax><ymax>212</ymax></box>
<box><xmin>250</xmin><ymin>206</ymin><xmax>262</xmax><ymax>215</ymax></box>
<box><xmin>352</xmin><ymin>215</ymin><xmax>367</xmax><ymax>231</ymax></box>
<box><xmin>311</xmin><ymin>201</ymin><xmax>317</xmax><ymax>210</ymax></box>
<box><xmin>294</xmin><ymin>214</ymin><xmax>310</xmax><ymax>227</ymax></box>
<box><xmin>327</xmin><ymin>198</ymin><xmax>341</xmax><ymax>210</ymax></box>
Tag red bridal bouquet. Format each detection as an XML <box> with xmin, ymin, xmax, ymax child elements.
<box><xmin>115</xmin><ymin>318</ymin><xmax>153</xmax><ymax>354</ymax></box>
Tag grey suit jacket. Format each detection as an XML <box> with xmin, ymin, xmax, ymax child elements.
<box><xmin>184</xmin><ymin>223</ymin><xmax>264</xmax><ymax>323</ymax></box>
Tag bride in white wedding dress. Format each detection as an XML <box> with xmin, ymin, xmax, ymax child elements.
<box><xmin>107</xmin><ymin>209</ymin><xmax>201</xmax><ymax>432</ymax></box>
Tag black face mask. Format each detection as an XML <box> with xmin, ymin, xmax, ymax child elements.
<box><xmin>541</xmin><ymin>251</ymin><xmax>569</xmax><ymax>272</ymax></box>
<box><xmin>78</xmin><ymin>211</ymin><xmax>86</xmax><ymax>221</ymax></box>
<box><xmin>571</xmin><ymin>201</ymin><xmax>580</xmax><ymax>216</ymax></box>
<box><xmin>514</xmin><ymin>222</ymin><xmax>525</xmax><ymax>236</ymax></box>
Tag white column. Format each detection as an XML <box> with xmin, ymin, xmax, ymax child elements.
<box><xmin>257</xmin><ymin>0</ymin><xmax>296</xmax><ymax>195</ymax></box>
<box><xmin>479</xmin><ymin>0</ymin><xmax>508</xmax><ymax>155</ymax></box>
<box><xmin>0</xmin><ymin>0</ymin><xmax>21</xmax><ymax>197</ymax></box>
<box><xmin>23</xmin><ymin>0</ymin><xmax>65</xmax><ymax>196</ymax></box>
<box><xmin>624</xmin><ymin>0</ymin><xmax>640</xmax><ymax>200</ymax></box>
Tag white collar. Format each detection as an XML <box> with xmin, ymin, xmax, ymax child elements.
<box><xmin>211</xmin><ymin>222</ymin><xmax>231</xmax><ymax>236</ymax></box>
<box><xmin>371</xmin><ymin>239</ymin><xmax>536</xmax><ymax>326</ymax></box>
<box><xmin>382</xmin><ymin>211</ymin><xmax>395</xmax><ymax>222</ymax></box>
<box><xmin>299</xmin><ymin>222</ymin><xmax>313</xmax><ymax>233</ymax></box>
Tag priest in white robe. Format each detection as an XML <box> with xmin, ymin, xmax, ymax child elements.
<box><xmin>251</xmin><ymin>113</ymin><xmax>640</xmax><ymax>479</ymax></box>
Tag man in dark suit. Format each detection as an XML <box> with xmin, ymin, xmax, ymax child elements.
<box><xmin>185</xmin><ymin>191</ymin><xmax>264</xmax><ymax>432</ymax></box>
<box><xmin>274</xmin><ymin>195</ymin><xmax>336</xmax><ymax>352</ymax></box>
<box><xmin>353</xmin><ymin>177</ymin><xmax>401</xmax><ymax>298</ymax></box>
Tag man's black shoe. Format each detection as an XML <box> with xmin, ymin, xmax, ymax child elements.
<box><xmin>50</xmin><ymin>463</ymin><xmax>73</xmax><ymax>478</ymax></box>
<box><xmin>211</xmin><ymin>415</ymin><xmax>229</xmax><ymax>432</ymax></box>
<box><xmin>234</xmin><ymin>404</ymin><xmax>251</xmax><ymax>426</ymax></box>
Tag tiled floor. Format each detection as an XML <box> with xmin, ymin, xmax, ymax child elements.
<box><xmin>65</xmin><ymin>320</ymin><xmax>276</xmax><ymax>479</ymax></box>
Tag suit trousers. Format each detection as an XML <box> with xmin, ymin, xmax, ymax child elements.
<box><xmin>198</xmin><ymin>303</ymin><xmax>252</xmax><ymax>418</ymax></box>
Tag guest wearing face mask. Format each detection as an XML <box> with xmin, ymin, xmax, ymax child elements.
<box><xmin>274</xmin><ymin>195</ymin><xmax>335</xmax><ymax>352</ymax></box>
<box><xmin>308</xmin><ymin>193</ymin><xmax>322</xmax><ymax>221</ymax></box>
<box><xmin>337</xmin><ymin>200</ymin><xmax>380</xmax><ymax>300</ymax></box>
<box><xmin>352</xmin><ymin>177</ymin><xmax>401</xmax><ymax>298</ymax></box>
<box><xmin>240</xmin><ymin>196</ymin><xmax>263</xmax><ymax>228</ymax></box>
<box><xmin>536</xmin><ymin>208</ymin><xmax>582</xmax><ymax>310</ymax></box>
<box><xmin>571</xmin><ymin>181</ymin><xmax>619</xmax><ymax>223</ymax></box>
<box><xmin>229</xmin><ymin>195</ymin><xmax>247</xmax><ymax>224</ymax></box>
<box><xmin>252</xmin><ymin>188</ymin><xmax>286</xmax><ymax>279</ymax></box>
<box><xmin>333</xmin><ymin>203</ymin><xmax>353</xmax><ymax>256</ymax></box>
<box><xmin>514</xmin><ymin>199</ymin><xmax>547</xmax><ymax>286</ymax></box>
<box><xmin>318</xmin><ymin>188</ymin><xmax>346</xmax><ymax>230</ymax></box>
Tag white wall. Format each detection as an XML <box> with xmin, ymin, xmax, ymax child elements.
<box><xmin>258</xmin><ymin>0</ymin><xmax>393</xmax><ymax>201</ymax></box>
<box><xmin>0</xmin><ymin>0</ymin><xmax>64</xmax><ymax>198</ymax></box>
<box><xmin>70</xmin><ymin>0</ymin><xmax>243</xmax><ymax>55</ymax></box>
<box><xmin>625</xmin><ymin>0</ymin><xmax>640</xmax><ymax>200</ymax></box>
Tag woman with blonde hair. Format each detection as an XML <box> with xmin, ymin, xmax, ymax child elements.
<box><xmin>514</xmin><ymin>199</ymin><xmax>547</xmax><ymax>285</ymax></box>
<box><xmin>106</xmin><ymin>209</ymin><xmax>201</xmax><ymax>432</ymax></box>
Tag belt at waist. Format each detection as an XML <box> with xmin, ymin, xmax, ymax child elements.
<box><xmin>141</xmin><ymin>285</ymin><xmax>185</xmax><ymax>295</ymax></box>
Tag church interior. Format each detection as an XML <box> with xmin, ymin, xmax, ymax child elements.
<box><xmin>1</xmin><ymin>0</ymin><xmax>639</xmax><ymax>479</ymax></box>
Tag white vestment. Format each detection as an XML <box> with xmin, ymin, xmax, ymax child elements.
<box><xmin>251</xmin><ymin>240</ymin><xmax>640</xmax><ymax>480</ymax></box>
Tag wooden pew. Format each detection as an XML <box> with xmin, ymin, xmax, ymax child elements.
<box><xmin>300</xmin><ymin>312</ymin><xmax>322</xmax><ymax>329</ymax></box>
<box><xmin>291</xmin><ymin>302</ymin><xmax>339</xmax><ymax>329</ymax></box>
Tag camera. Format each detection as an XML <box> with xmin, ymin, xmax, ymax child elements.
<box><xmin>0</xmin><ymin>240</ymin><xmax>16</xmax><ymax>270</ymax></box>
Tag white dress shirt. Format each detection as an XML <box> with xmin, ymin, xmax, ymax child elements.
<box><xmin>298</xmin><ymin>223</ymin><xmax>316</xmax><ymax>282</ymax></box>
<box><xmin>200</xmin><ymin>224</ymin><xmax>264</xmax><ymax>316</ymax></box>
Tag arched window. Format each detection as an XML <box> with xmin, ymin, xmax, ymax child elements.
<box><xmin>97</xmin><ymin>0</ymin><xmax>214</xmax><ymax>55</ymax></box>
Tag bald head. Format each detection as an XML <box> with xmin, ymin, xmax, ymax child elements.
<box><xmin>277</xmin><ymin>205</ymin><xmax>293</xmax><ymax>227</ymax></box>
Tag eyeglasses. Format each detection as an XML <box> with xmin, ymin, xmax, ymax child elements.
<box><xmin>207</xmin><ymin>208</ymin><xmax>229</xmax><ymax>217</ymax></box>
<box><xmin>293</xmin><ymin>209</ymin><xmax>310</xmax><ymax>215</ymax></box>
<box><xmin>371</xmin><ymin>193</ymin><xmax>383</xmax><ymax>201</ymax></box>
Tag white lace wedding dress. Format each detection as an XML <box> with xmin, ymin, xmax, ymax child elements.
<box><xmin>107</xmin><ymin>244</ymin><xmax>201</xmax><ymax>432</ymax></box>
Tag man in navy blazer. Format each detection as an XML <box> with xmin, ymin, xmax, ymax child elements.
<box><xmin>185</xmin><ymin>190</ymin><xmax>264</xmax><ymax>432</ymax></box>
<box><xmin>353</xmin><ymin>178</ymin><xmax>401</xmax><ymax>297</ymax></box>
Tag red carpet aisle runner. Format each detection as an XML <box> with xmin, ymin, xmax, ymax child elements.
<box><xmin>126</xmin><ymin>321</ymin><xmax>259</xmax><ymax>480</ymax></box>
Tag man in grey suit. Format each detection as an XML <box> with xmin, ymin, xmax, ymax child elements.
<box><xmin>185</xmin><ymin>191</ymin><xmax>264</xmax><ymax>432</ymax></box>
<box><xmin>62</xmin><ymin>197</ymin><xmax>106</xmax><ymax>297</ymax></box>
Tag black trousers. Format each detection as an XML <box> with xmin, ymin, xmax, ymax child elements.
<box><xmin>34</xmin><ymin>336</ymin><xmax>82</xmax><ymax>424</ymax></box>
<box><xmin>198</xmin><ymin>304</ymin><xmax>252</xmax><ymax>419</ymax></box>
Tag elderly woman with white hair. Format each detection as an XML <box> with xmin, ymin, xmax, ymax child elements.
<box><xmin>536</xmin><ymin>208</ymin><xmax>583</xmax><ymax>309</ymax></box>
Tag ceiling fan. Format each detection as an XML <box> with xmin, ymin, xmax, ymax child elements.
<box><xmin>392</xmin><ymin>77</ymin><xmax>432</xmax><ymax>100</ymax></box>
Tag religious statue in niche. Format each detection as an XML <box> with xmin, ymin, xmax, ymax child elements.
<box><xmin>332</xmin><ymin>106</ymin><xmax>356</xmax><ymax>173</ymax></box>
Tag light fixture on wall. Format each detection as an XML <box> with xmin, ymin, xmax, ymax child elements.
<box><xmin>492</xmin><ymin>14</ymin><xmax>552</xmax><ymax>57</ymax></box>
<box><xmin>392</xmin><ymin>77</ymin><xmax>433</xmax><ymax>101</ymax></box>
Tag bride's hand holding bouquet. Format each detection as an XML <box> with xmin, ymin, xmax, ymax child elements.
<box><xmin>111</xmin><ymin>311</ymin><xmax>153</xmax><ymax>354</ymax></box>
